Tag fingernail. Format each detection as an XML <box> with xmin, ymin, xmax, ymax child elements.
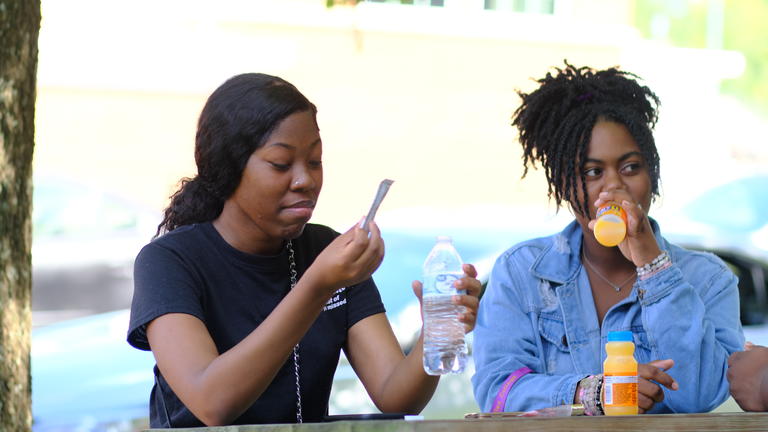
<box><xmin>672</xmin><ymin>382</ymin><xmax>679</xmax><ymax>391</ymax></box>
<box><xmin>452</xmin><ymin>295</ymin><xmax>460</xmax><ymax>304</ymax></box>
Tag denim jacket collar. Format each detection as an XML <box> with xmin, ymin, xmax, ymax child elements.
<box><xmin>530</xmin><ymin>218</ymin><xmax>666</xmax><ymax>285</ymax></box>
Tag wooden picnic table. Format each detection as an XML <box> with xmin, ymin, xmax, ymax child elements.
<box><xmin>146</xmin><ymin>412</ymin><xmax>768</xmax><ymax>431</ymax></box>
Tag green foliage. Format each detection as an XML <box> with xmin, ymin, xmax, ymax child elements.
<box><xmin>634</xmin><ymin>0</ymin><xmax>768</xmax><ymax>116</ymax></box>
<box><xmin>721</xmin><ymin>0</ymin><xmax>768</xmax><ymax>117</ymax></box>
<box><xmin>635</xmin><ymin>0</ymin><xmax>710</xmax><ymax>48</ymax></box>
<box><xmin>326</xmin><ymin>0</ymin><xmax>363</xmax><ymax>7</ymax></box>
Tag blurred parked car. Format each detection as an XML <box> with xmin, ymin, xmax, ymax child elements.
<box><xmin>32</xmin><ymin>177</ymin><xmax>158</xmax><ymax>327</ymax></box>
<box><xmin>659</xmin><ymin>174</ymin><xmax>768</xmax><ymax>264</ymax></box>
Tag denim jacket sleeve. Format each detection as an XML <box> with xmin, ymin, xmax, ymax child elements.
<box><xmin>471</xmin><ymin>247</ymin><xmax>584</xmax><ymax>412</ymax></box>
<box><xmin>636</xmin><ymin>247</ymin><xmax>744</xmax><ymax>413</ymax></box>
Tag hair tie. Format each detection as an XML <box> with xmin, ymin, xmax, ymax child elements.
<box><xmin>576</xmin><ymin>92</ymin><xmax>593</xmax><ymax>102</ymax></box>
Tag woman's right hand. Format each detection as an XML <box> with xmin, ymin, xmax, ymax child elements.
<box><xmin>635</xmin><ymin>359</ymin><xmax>678</xmax><ymax>413</ymax></box>
<box><xmin>303</xmin><ymin>219</ymin><xmax>385</xmax><ymax>294</ymax></box>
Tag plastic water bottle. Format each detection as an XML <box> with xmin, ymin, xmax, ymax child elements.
<box><xmin>603</xmin><ymin>331</ymin><xmax>638</xmax><ymax>415</ymax></box>
<box><xmin>422</xmin><ymin>236</ymin><xmax>467</xmax><ymax>375</ymax></box>
<box><xmin>594</xmin><ymin>204</ymin><xmax>627</xmax><ymax>247</ymax></box>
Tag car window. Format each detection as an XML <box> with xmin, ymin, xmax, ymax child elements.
<box><xmin>683</xmin><ymin>176</ymin><xmax>768</xmax><ymax>233</ymax></box>
<box><xmin>714</xmin><ymin>252</ymin><xmax>768</xmax><ymax>326</ymax></box>
<box><xmin>34</xmin><ymin>181</ymin><xmax>145</xmax><ymax>238</ymax></box>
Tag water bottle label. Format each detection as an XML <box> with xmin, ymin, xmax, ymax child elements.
<box><xmin>425</xmin><ymin>272</ymin><xmax>461</xmax><ymax>295</ymax></box>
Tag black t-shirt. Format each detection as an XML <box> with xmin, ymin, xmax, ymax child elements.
<box><xmin>127</xmin><ymin>222</ymin><xmax>385</xmax><ymax>427</ymax></box>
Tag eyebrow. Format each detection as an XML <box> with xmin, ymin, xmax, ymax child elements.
<box><xmin>266</xmin><ymin>138</ymin><xmax>322</xmax><ymax>150</ymax></box>
<box><xmin>585</xmin><ymin>151</ymin><xmax>642</xmax><ymax>164</ymax></box>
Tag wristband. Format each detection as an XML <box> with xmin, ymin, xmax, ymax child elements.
<box><xmin>578</xmin><ymin>374</ymin><xmax>604</xmax><ymax>416</ymax></box>
<box><xmin>491</xmin><ymin>367</ymin><xmax>532</xmax><ymax>412</ymax></box>
<box><xmin>637</xmin><ymin>251</ymin><xmax>671</xmax><ymax>280</ymax></box>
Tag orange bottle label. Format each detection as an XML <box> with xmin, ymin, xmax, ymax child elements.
<box><xmin>596</xmin><ymin>204</ymin><xmax>627</xmax><ymax>223</ymax></box>
<box><xmin>604</xmin><ymin>373</ymin><xmax>637</xmax><ymax>407</ymax></box>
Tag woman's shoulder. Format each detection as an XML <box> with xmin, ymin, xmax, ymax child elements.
<box><xmin>662</xmin><ymin>240</ymin><xmax>739</xmax><ymax>298</ymax></box>
<box><xmin>665</xmin><ymin>241</ymin><xmax>733</xmax><ymax>275</ymax></box>
<box><xmin>490</xmin><ymin>224</ymin><xmax>583</xmax><ymax>290</ymax></box>
<box><xmin>135</xmin><ymin>223</ymin><xmax>210</xmax><ymax>261</ymax></box>
<box><xmin>498</xmin><ymin>230</ymin><xmax>567</xmax><ymax>263</ymax></box>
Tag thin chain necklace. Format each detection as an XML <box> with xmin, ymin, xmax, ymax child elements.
<box><xmin>582</xmin><ymin>251</ymin><xmax>636</xmax><ymax>293</ymax></box>
<box><xmin>286</xmin><ymin>240</ymin><xmax>303</xmax><ymax>423</ymax></box>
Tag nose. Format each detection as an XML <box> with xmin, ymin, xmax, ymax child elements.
<box><xmin>290</xmin><ymin>166</ymin><xmax>317</xmax><ymax>191</ymax></box>
<box><xmin>603</xmin><ymin>168</ymin><xmax>624</xmax><ymax>192</ymax></box>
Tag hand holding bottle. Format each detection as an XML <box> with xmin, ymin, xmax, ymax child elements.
<box><xmin>590</xmin><ymin>190</ymin><xmax>661</xmax><ymax>267</ymax></box>
<box><xmin>418</xmin><ymin>237</ymin><xmax>481</xmax><ymax>375</ymax></box>
<box><xmin>412</xmin><ymin>263</ymin><xmax>481</xmax><ymax>333</ymax></box>
<box><xmin>593</xmin><ymin>204</ymin><xmax>627</xmax><ymax>247</ymax></box>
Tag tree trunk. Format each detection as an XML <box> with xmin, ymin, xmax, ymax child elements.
<box><xmin>0</xmin><ymin>0</ymin><xmax>41</xmax><ymax>430</ymax></box>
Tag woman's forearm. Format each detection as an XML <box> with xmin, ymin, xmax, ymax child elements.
<box><xmin>372</xmin><ymin>334</ymin><xmax>439</xmax><ymax>414</ymax></box>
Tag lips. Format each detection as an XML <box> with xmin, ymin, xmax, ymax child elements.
<box><xmin>285</xmin><ymin>200</ymin><xmax>315</xmax><ymax>210</ymax></box>
<box><xmin>283</xmin><ymin>200</ymin><xmax>315</xmax><ymax>219</ymax></box>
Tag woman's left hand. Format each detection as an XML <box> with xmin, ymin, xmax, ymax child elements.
<box><xmin>411</xmin><ymin>263</ymin><xmax>482</xmax><ymax>333</ymax></box>
<box><xmin>637</xmin><ymin>359</ymin><xmax>678</xmax><ymax>413</ymax></box>
<box><xmin>728</xmin><ymin>344</ymin><xmax>768</xmax><ymax>412</ymax></box>
<box><xmin>590</xmin><ymin>190</ymin><xmax>661</xmax><ymax>267</ymax></box>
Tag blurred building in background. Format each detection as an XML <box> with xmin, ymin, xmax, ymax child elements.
<box><xmin>34</xmin><ymin>0</ymin><xmax>763</xmax><ymax>232</ymax></box>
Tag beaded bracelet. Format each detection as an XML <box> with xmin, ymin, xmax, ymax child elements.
<box><xmin>636</xmin><ymin>251</ymin><xmax>671</xmax><ymax>280</ymax></box>
<box><xmin>578</xmin><ymin>374</ymin><xmax>604</xmax><ymax>416</ymax></box>
<box><xmin>595</xmin><ymin>375</ymin><xmax>604</xmax><ymax>414</ymax></box>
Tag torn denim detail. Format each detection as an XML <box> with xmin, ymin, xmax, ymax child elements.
<box><xmin>553</xmin><ymin>234</ymin><xmax>570</xmax><ymax>254</ymax></box>
<box><xmin>538</xmin><ymin>279</ymin><xmax>558</xmax><ymax>309</ymax></box>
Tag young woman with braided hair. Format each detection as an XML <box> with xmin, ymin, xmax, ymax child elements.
<box><xmin>472</xmin><ymin>62</ymin><xmax>743</xmax><ymax>414</ymax></box>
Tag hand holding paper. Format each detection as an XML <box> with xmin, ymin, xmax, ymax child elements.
<box><xmin>360</xmin><ymin>179</ymin><xmax>394</xmax><ymax>231</ymax></box>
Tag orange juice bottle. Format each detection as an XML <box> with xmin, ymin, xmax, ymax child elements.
<box><xmin>603</xmin><ymin>331</ymin><xmax>638</xmax><ymax>415</ymax></box>
<box><xmin>594</xmin><ymin>204</ymin><xmax>627</xmax><ymax>247</ymax></box>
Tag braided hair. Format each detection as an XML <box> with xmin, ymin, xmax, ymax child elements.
<box><xmin>155</xmin><ymin>73</ymin><xmax>317</xmax><ymax>237</ymax></box>
<box><xmin>512</xmin><ymin>61</ymin><xmax>661</xmax><ymax>217</ymax></box>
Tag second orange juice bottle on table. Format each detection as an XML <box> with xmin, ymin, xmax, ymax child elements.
<box><xmin>603</xmin><ymin>330</ymin><xmax>638</xmax><ymax>415</ymax></box>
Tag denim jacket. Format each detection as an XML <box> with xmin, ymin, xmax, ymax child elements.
<box><xmin>472</xmin><ymin>219</ymin><xmax>744</xmax><ymax>413</ymax></box>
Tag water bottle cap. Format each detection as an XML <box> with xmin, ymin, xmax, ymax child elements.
<box><xmin>607</xmin><ymin>331</ymin><xmax>633</xmax><ymax>342</ymax></box>
<box><xmin>436</xmin><ymin>236</ymin><xmax>453</xmax><ymax>243</ymax></box>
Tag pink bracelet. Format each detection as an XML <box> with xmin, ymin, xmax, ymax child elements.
<box><xmin>491</xmin><ymin>367</ymin><xmax>532</xmax><ymax>412</ymax></box>
<box><xmin>578</xmin><ymin>374</ymin><xmax>604</xmax><ymax>416</ymax></box>
<box><xmin>637</xmin><ymin>251</ymin><xmax>671</xmax><ymax>280</ymax></box>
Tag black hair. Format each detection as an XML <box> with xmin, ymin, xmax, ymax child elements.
<box><xmin>511</xmin><ymin>61</ymin><xmax>661</xmax><ymax>217</ymax></box>
<box><xmin>156</xmin><ymin>73</ymin><xmax>317</xmax><ymax>237</ymax></box>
